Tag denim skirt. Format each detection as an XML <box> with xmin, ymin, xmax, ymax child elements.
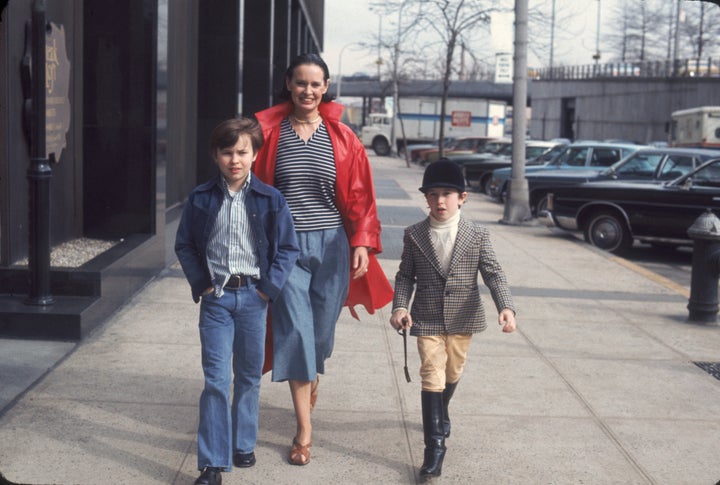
<box><xmin>270</xmin><ymin>226</ymin><xmax>350</xmax><ymax>382</ymax></box>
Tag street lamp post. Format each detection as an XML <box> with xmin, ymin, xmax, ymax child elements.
<box><xmin>336</xmin><ymin>43</ymin><xmax>356</xmax><ymax>101</ymax></box>
<box><xmin>391</xmin><ymin>0</ymin><xmax>411</xmax><ymax>159</ymax></box>
<box><xmin>593</xmin><ymin>0</ymin><xmax>601</xmax><ymax>66</ymax></box>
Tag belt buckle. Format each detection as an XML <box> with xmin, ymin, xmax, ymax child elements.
<box><xmin>226</xmin><ymin>275</ymin><xmax>244</xmax><ymax>289</ymax></box>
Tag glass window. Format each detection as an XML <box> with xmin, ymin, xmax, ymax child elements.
<box><xmin>659</xmin><ymin>155</ymin><xmax>694</xmax><ymax>180</ymax></box>
<box><xmin>692</xmin><ymin>161</ymin><xmax>720</xmax><ymax>187</ymax></box>
<box><xmin>454</xmin><ymin>139</ymin><xmax>473</xmax><ymax>150</ymax></box>
<box><xmin>556</xmin><ymin>147</ymin><xmax>589</xmax><ymax>166</ymax></box>
<box><xmin>590</xmin><ymin>148</ymin><xmax>623</xmax><ymax>167</ymax></box>
<box><xmin>525</xmin><ymin>146</ymin><xmax>550</xmax><ymax>159</ymax></box>
<box><xmin>616</xmin><ymin>153</ymin><xmax>663</xmax><ymax>177</ymax></box>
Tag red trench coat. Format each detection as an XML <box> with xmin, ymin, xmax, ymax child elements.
<box><xmin>254</xmin><ymin>101</ymin><xmax>394</xmax><ymax>371</ymax></box>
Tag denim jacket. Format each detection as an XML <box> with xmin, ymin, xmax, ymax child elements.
<box><xmin>175</xmin><ymin>175</ymin><xmax>300</xmax><ymax>303</ymax></box>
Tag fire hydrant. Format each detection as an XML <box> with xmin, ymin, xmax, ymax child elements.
<box><xmin>687</xmin><ymin>210</ymin><xmax>720</xmax><ymax>323</ymax></box>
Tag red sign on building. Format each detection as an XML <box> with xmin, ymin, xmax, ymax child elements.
<box><xmin>451</xmin><ymin>111</ymin><xmax>471</xmax><ymax>127</ymax></box>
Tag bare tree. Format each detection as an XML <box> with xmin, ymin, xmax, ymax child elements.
<box><xmin>526</xmin><ymin>0</ymin><xmax>580</xmax><ymax>68</ymax></box>
<box><xmin>370</xmin><ymin>1</ymin><xmax>427</xmax><ymax>164</ymax></box>
<box><xmin>600</xmin><ymin>0</ymin><xmax>720</xmax><ymax>63</ymax></box>
<box><xmin>420</xmin><ymin>0</ymin><xmax>493</xmax><ymax>157</ymax></box>
<box><xmin>604</xmin><ymin>0</ymin><xmax>667</xmax><ymax>62</ymax></box>
<box><xmin>678</xmin><ymin>1</ymin><xmax>720</xmax><ymax>59</ymax></box>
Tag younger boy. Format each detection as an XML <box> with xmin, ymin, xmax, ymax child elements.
<box><xmin>175</xmin><ymin>117</ymin><xmax>300</xmax><ymax>485</ymax></box>
<box><xmin>389</xmin><ymin>159</ymin><xmax>516</xmax><ymax>478</ymax></box>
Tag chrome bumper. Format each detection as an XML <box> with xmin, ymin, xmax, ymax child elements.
<box><xmin>537</xmin><ymin>209</ymin><xmax>556</xmax><ymax>228</ymax></box>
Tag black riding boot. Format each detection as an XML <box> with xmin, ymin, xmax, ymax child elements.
<box><xmin>420</xmin><ymin>391</ymin><xmax>446</xmax><ymax>477</ymax></box>
<box><xmin>442</xmin><ymin>381</ymin><xmax>458</xmax><ymax>438</ymax></box>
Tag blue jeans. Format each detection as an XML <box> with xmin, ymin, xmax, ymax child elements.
<box><xmin>197</xmin><ymin>282</ymin><xmax>267</xmax><ymax>471</ymax></box>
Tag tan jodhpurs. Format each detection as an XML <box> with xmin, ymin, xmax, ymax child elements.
<box><xmin>417</xmin><ymin>334</ymin><xmax>472</xmax><ymax>392</ymax></box>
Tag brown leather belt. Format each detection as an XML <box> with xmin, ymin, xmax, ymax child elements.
<box><xmin>224</xmin><ymin>275</ymin><xmax>250</xmax><ymax>289</ymax></box>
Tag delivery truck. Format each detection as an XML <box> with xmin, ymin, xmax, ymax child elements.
<box><xmin>361</xmin><ymin>97</ymin><xmax>506</xmax><ymax>156</ymax></box>
<box><xmin>670</xmin><ymin>106</ymin><xmax>720</xmax><ymax>148</ymax></box>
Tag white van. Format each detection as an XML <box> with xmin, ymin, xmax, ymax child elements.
<box><xmin>670</xmin><ymin>106</ymin><xmax>720</xmax><ymax>148</ymax></box>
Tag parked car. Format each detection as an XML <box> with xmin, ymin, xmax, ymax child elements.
<box><xmin>450</xmin><ymin>140</ymin><xmax>564</xmax><ymax>194</ymax></box>
<box><xmin>525</xmin><ymin>147</ymin><xmax>720</xmax><ymax>215</ymax></box>
<box><xmin>402</xmin><ymin>137</ymin><xmax>457</xmax><ymax>163</ymax></box>
<box><xmin>539</xmin><ymin>158</ymin><xmax>720</xmax><ymax>254</ymax></box>
<box><xmin>418</xmin><ymin>136</ymin><xmax>498</xmax><ymax>165</ymax></box>
<box><xmin>487</xmin><ymin>141</ymin><xmax>642</xmax><ymax>202</ymax></box>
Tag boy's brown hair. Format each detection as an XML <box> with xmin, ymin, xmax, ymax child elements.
<box><xmin>209</xmin><ymin>117</ymin><xmax>264</xmax><ymax>155</ymax></box>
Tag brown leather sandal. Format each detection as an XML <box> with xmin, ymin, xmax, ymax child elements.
<box><xmin>288</xmin><ymin>437</ymin><xmax>311</xmax><ymax>466</ymax></box>
<box><xmin>310</xmin><ymin>376</ymin><xmax>319</xmax><ymax>412</ymax></box>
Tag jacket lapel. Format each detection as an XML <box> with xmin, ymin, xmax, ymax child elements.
<box><xmin>410</xmin><ymin>218</ymin><xmax>444</xmax><ymax>277</ymax></box>
<box><xmin>447</xmin><ymin>217</ymin><xmax>473</xmax><ymax>275</ymax></box>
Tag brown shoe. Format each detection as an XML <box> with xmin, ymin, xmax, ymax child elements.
<box><xmin>288</xmin><ymin>437</ymin><xmax>311</xmax><ymax>466</ymax></box>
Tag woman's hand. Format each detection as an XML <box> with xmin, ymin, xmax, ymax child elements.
<box><xmin>351</xmin><ymin>246</ymin><xmax>370</xmax><ymax>280</ymax></box>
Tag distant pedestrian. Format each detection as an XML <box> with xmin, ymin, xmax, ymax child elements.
<box><xmin>175</xmin><ymin>117</ymin><xmax>300</xmax><ymax>485</ymax></box>
<box><xmin>389</xmin><ymin>159</ymin><xmax>516</xmax><ymax>477</ymax></box>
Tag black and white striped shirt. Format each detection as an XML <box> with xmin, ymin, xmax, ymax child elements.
<box><xmin>206</xmin><ymin>175</ymin><xmax>260</xmax><ymax>297</ymax></box>
<box><xmin>275</xmin><ymin>119</ymin><xmax>343</xmax><ymax>231</ymax></box>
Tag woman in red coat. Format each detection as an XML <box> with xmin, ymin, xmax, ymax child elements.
<box><xmin>254</xmin><ymin>53</ymin><xmax>393</xmax><ymax>466</ymax></box>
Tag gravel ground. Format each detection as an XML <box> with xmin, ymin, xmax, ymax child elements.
<box><xmin>14</xmin><ymin>238</ymin><xmax>119</xmax><ymax>268</ymax></box>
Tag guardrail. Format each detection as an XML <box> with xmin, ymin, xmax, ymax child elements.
<box><xmin>531</xmin><ymin>57</ymin><xmax>720</xmax><ymax>80</ymax></box>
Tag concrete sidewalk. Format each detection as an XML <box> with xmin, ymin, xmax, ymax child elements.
<box><xmin>1</xmin><ymin>154</ymin><xmax>720</xmax><ymax>484</ymax></box>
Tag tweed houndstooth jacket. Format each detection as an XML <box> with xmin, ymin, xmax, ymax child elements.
<box><xmin>393</xmin><ymin>216</ymin><xmax>515</xmax><ymax>337</ymax></box>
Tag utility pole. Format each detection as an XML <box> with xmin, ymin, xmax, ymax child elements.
<box><xmin>593</xmin><ymin>0</ymin><xmax>601</xmax><ymax>66</ymax></box>
<box><xmin>549</xmin><ymin>0</ymin><xmax>555</xmax><ymax>69</ymax></box>
<box><xmin>501</xmin><ymin>0</ymin><xmax>531</xmax><ymax>225</ymax></box>
<box><xmin>673</xmin><ymin>0</ymin><xmax>682</xmax><ymax>67</ymax></box>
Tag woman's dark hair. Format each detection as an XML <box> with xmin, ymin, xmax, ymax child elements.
<box><xmin>278</xmin><ymin>53</ymin><xmax>335</xmax><ymax>103</ymax></box>
<box><xmin>209</xmin><ymin>117</ymin><xmax>264</xmax><ymax>155</ymax></box>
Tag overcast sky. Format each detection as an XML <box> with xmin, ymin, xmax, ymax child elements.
<box><xmin>323</xmin><ymin>0</ymin><xmax>620</xmax><ymax>80</ymax></box>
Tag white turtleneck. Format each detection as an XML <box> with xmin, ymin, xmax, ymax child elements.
<box><xmin>429</xmin><ymin>211</ymin><xmax>460</xmax><ymax>274</ymax></box>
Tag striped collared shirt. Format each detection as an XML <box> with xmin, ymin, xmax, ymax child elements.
<box><xmin>206</xmin><ymin>175</ymin><xmax>260</xmax><ymax>297</ymax></box>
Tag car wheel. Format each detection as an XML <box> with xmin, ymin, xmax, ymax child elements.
<box><xmin>481</xmin><ymin>175</ymin><xmax>493</xmax><ymax>195</ymax></box>
<box><xmin>372</xmin><ymin>137</ymin><xmax>391</xmax><ymax>156</ymax></box>
<box><xmin>535</xmin><ymin>194</ymin><xmax>549</xmax><ymax>216</ymax></box>
<box><xmin>584</xmin><ymin>211</ymin><xmax>633</xmax><ymax>254</ymax></box>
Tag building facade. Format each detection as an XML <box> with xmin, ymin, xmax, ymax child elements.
<box><xmin>0</xmin><ymin>0</ymin><xmax>324</xmax><ymax>338</ymax></box>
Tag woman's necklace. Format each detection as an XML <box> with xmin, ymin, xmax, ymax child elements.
<box><xmin>292</xmin><ymin>114</ymin><xmax>321</xmax><ymax>125</ymax></box>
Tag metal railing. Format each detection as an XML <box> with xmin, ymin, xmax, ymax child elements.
<box><xmin>531</xmin><ymin>57</ymin><xmax>720</xmax><ymax>81</ymax></box>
